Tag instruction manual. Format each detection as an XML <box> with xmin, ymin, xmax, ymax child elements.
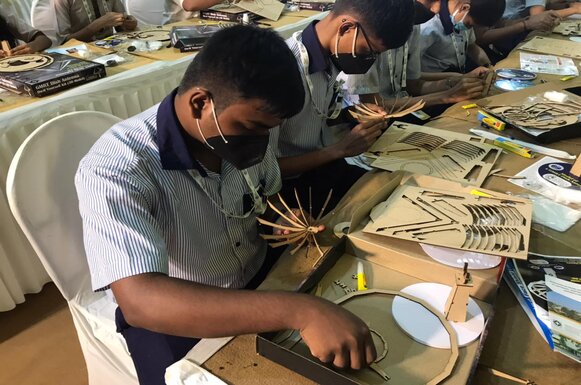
<box><xmin>520</xmin><ymin>52</ymin><xmax>579</xmax><ymax>76</ymax></box>
<box><xmin>546</xmin><ymin>275</ymin><xmax>581</xmax><ymax>362</ymax></box>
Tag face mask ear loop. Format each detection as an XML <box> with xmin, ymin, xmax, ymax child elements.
<box><xmin>196</xmin><ymin>118</ymin><xmax>215</xmax><ymax>150</ymax></box>
<box><xmin>334</xmin><ymin>28</ymin><xmax>341</xmax><ymax>58</ymax></box>
<box><xmin>352</xmin><ymin>25</ymin><xmax>359</xmax><ymax>58</ymax></box>
<box><xmin>210</xmin><ymin>98</ymin><xmax>228</xmax><ymax>144</ymax></box>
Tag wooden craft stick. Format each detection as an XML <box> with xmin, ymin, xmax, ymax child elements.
<box><xmin>256</xmin><ymin>217</ymin><xmax>304</xmax><ymax>233</ymax></box>
<box><xmin>276</xmin><ymin>193</ymin><xmax>307</xmax><ymax>227</ymax></box>
<box><xmin>315</xmin><ymin>189</ymin><xmax>334</xmax><ymax>221</ymax></box>
<box><xmin>266</xmin><ymin>200</ymin><xmax>304</xmax><ymax>229</ymax></box>
<box><xmin>481</xmin><ymin>366</ymin><xmax>535</xmax><ymax>385</ymax></box>
<box><xmin>1</xmin><ymin>40</ymin><xmax>11</xmax><ymax>56</ymax></box>
<box><xmin>294</xmin><ymin>188</ymin><xmax>309</xmax><ymax>225</ymax></box>
<box><xmin>260</xmin><ymin>230</ymin><xmax>306</xmax><ymax>240</ymax></box>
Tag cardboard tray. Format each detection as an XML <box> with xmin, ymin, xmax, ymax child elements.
<box><xmin>479</xmin><ymin>83</ymin><xmax>581</xmax><ymax>144</ymax></box>
<box><xmin>256</xmin><ymin>237</ymin><xmax>493</xmax><ymax>385</ymax></box>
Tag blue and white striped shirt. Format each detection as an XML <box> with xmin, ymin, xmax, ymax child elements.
<box><xmin>270</xmin><ymin>21</ymin><xmax>343</xmax><ymax>159</ymax></box>
<box><xmin>75</xmin><ymin>90</ymin><xmax>282</xmax><ymax>291</ymax></box>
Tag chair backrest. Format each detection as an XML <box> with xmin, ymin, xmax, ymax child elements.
<box><xmin>6</xmin><ymin>111</ymin><xmax>121</xmax><ymax>301</ymax></box>
<box><xmin>125</xmin><ymin>0</ymin><xmax>166</xmax><ymax>26</ymax></box>
<box><xmin>31</xmin><ymin>0</ymin><xmax>62</xmax><ymax>46</ymax></box>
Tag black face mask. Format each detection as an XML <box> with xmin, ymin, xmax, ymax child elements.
<box><xmin>331</xmin><ymin>24</ymin><xmax>377</xmax><ymax>75</ymax></box>
<box><xmin>205</xmin><ymin>134</ymin><xmax>269</xmax><ymax>170</ymax></box>
<box><xmin>414</xmin><ymin>1</ymin><xmax>436</xmax><ymax>24</ymax></box>
<box><xmin>196</xmin><ymin>98</ymin><xmax>270</xmax><ymax>170</ymax></box>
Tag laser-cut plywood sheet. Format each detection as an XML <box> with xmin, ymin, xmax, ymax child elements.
<box><xmin>519</xmin><ymin>36</ymin><xmax>581</xmax><ymax>60</ymax></box>
<box><xmin>553</xmin><ymin>20</ymin><xmax>581</xmax><ymax>36</ymax></box>
<box><xmin>365</xmin><ymin>122</ymin><xmax>501</xmax><ymax>187</ymax></box>
<box><xmin>363</xmin><ymin>185</ymin><xmax>532</xmax><ymax>259</ymax></box>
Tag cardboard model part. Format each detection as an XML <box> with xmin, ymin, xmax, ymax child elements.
<box><xmin>0</xmin><ymin>54</ymin><xmax>54</xmax><ymax>73</ymax></box>
<box><xmin>236</xmin><ymin>0</ymin><xmax>285</xmax><ymax>21</ymax></box>
<box><xmin>349</xmin><ymin>99</ymin><xmax>426</xmax><ymax>123</ymax></box>
<box><xmin>553</xmin><ymin>20</ymin><xmax>581</xmax><ymax>36</ymax></box>
<box><xmin>518</xmin><ymin>36</ymin><xmax>581</xmax><ymax>60</ymax></box>
<box><xmin>487</xmin><ymin>99</ymin><xmax>581</xmax><ymax>130</ymax></box>
<box><xmin>363</xmin><ymin>184</ymin><xmax>532</xmax><ymax>259</ymax></box>
<box><xmin>365</xmin><ymin>122</ymin><xmax>501</xmax><ymax>187</ymax></box>
<box><xmin>444</xmin><ymin>264</ymin><xmax>473</xmax><ymax>323</ymax></box>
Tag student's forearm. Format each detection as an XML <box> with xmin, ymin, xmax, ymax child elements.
<box><xmin>420</xmin><ymin>72</ymin><xmax>462</xmax><ymax>81</ymax></box>
<box><xmin>278</xmin><ymin>146</ymin><xmax>343</xmax><ymax>177</ymax></box>
<box><xmin>112</xmin><ymin>273</ymin><xmax>318</xmax><ymax>337</ymax></box>
<box><xmin>66</xmin><ymin>22</ymin><xmax>102</xmax><ymax>42</ymax></box>
<box><xmin>475</xmin><ymin>23</ymin><xmax>527</xmax><ymax>45</ymax></box>
<box><xmin>182</xmin><ymin>0</ymin><xmax>225</xmax><ymax>11</ymax></box>
<box><xmin>29</xmin><ymin>34</ymin><xmax>52</xmax><ymax>52</ymax></box>
<box><xmin>554</xmin><ymin>7</ymin><xmax>580</xmax><ymax>18</ymax></box>
<box><xmin>529</xmin><ymin>5</ymin><xmax>546</xmax><ymax>15</ymax></box>
<box><xmin>467</xmin><ymin>44</ymin><xmax>491</xmax><ymax>66</ymax></box>
<box><xmin>407</xmin><ymin>78</ymin><xmax>449</xmax><ymax>95</ymax></box>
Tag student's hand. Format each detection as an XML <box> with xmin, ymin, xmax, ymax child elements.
<box><xmin>96</xmin><ymin>12</ymin><xmax>126</xmax><ymax>29</ymax></box>
<box><xmin>445</xmin><ymin>77</ymin><xmax>485</xmax><ymax>103</ymax></box>
<box><xmin>273</xmin><ymin>209</ymin><xmax>325</xmax><ymax>235</ymax></box>
<box><xmin>362</xmin><ymin>103</ymin><xmax>386</xmax><ymax>115</ymax></box>
<box><xmin>10</xmin><ymin>43</ymin><xmax>33</xmax><ymax>56</ymax></box>
<box><xmin>333</xmin><ymin>120</ymin><xmax>386</xmax><ymax>158</ymax></box>
<box><xmin>525</xmin><ymin>12</ymin><xmax>560</xmax><ymax>31</ymax></box>
<box><xmin>0</xmin><ymin>50</ymin><xmax>6</xmax><ymax>58</ymax></box>
<box><xmin>300</xmin><ymin>296</ymin><xmax>376</xmax><ymax>369</ymax></box>
<box><xmin>464</xmin><ymin>66</ymin><xmax>490</xmax><ymax>79</ymax></box>
<box><xmin>121</xmin><ymin>15</ymin><xmax>138</xmax><ymax>31</ymax></box>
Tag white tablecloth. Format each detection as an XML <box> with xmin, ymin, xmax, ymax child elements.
<box><xmin>0</xmin><ymin>12</ymin><xmax>325</xmax><ymax>311</ymax></box>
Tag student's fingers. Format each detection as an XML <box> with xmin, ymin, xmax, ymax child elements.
<box><xmin>365</xmin><ymin>332</ymin><xmax>377</xmax><ymax>365</ymax></box>
<box><xmin>0</xmin><ymin>50</ymin><xmax>6</xmax><ymax>58</ymax></box>
<box><xmin>332</xmin><ymin>348</ymin><xmax>350</xmax><ymax>369</ymax></box>
<box><xmin>10</xmin><ymin>44</ymin><xmax>32</xmax><ymax>55</ymax></box>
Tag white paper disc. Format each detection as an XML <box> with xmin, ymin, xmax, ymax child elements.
<box><xmin>420</xmin><ymin>243</ymin><xmax>501</xmax><ymax>270</ymax></box>
<box><xmin>569</xmin><ymin>36</ymin><xmax>581</xmax><ymax>43</ymax></box>
<box><xmin>392</xmin><ymin>283</ymin><xmax>484</xmax><ymax>349</ymax></box>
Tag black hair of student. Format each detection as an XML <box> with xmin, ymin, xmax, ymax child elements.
<box><xmin>469</xmin><ymin>0</ymin><xmax>506</xmax><ymax>27</ymax></box>
<box><xmin>331</xmin><ymin>0</ymin><xmax>415</xmax><ymax>50</ymax></box>
<box><xmin>178</xmin><ymin>25</ymin><xmax>304</xmax><ymax>119</ymax></box>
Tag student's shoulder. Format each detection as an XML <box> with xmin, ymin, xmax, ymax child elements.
<box><xmin>78</xmin><ymin>106</ymin><xmax>160</xmax><ymax>177</ymax></box>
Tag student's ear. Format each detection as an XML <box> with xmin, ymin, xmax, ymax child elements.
<box><xmin>338</xmin><ymin>18</ymin><xmax>357</xmax><ymax>36</ymax></box>
<box><xmin>190</xmin><ymin>88</ymin><xmax>211</xmax><ymax>119</ymax></box>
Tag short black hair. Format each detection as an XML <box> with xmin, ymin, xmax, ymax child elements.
<box><xmin>470</xmin><ymin>0</ymin><xmax>506</xmax><ymax>27</ymax></box>
<box><xmin>178</xmin><ymin>25</ymin><xmax>304</xmax><ymax>119</ymax></box>
<box><xmin>331</xmin><ymin>0</ymin><xmax>415</xmax><ymax>50</ymax></box>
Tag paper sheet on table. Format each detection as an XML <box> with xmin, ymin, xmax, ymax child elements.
<box><xmin>519</xmin><ymin>36</ymin><xmax>581</xmax><ymax>60</ymax></box>
<box><xmin>165</xmin><ymin>337</ymin><xmax>233</xmax><ymax>385</ymax></box>
<box><xmin>520</xmin><ymin>52</ymin><xmax>579</xmax><ymax>76</ymax></box>
<box><xmin>165</xmin><ymin>359</ymin><xmax>227</xmax><ymax>385</ymax></box>
<box><xmin>237</xmin><ymin>0</ymin><xmax>285</xmax><ymax>21</ymax></box>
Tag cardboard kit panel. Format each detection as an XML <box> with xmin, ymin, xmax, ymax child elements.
<box><xmin>237</xmin><ymin>0</ymin><xmax>285</xmax><ymax>21</ymax></box>
<box><xmin>257</xmin><ymin>237</ymin><xmax>493</xmax><ymax>385</ymax></box>
<box><xmin>291</xmin><ymin>0</ymin><xmax>335</xmax><ymax>11</ymax></box>
<box><xmin>365</xmin><ymin>122</ymin><xmax>502</xmax><ymax>187</ymax></box>
<box><xmin>340</xmin><ymin>172</ymin><xmax>509</xmax><ymax>302</ymax></box>
<box><xmin>519</xmin><ymin>36</ymin><xmax>581</xmax><ymax>59</ymax></box>
<box><xmin>0</xmin><ymin>53</ymin><xmax>106</xmax><ymax>97</ymax></box>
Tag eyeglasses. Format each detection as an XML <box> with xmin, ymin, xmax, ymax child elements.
<box><xmin>334</xmin><ymin>23</ymin><xmax>379</xmax><ymax>59</ymax></box>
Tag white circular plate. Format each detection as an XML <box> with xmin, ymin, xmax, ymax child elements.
<box><xmin>392</xmin><ymin>283</ymin><xmax>485</xmax><ymax>349</ymax></box>
<box><xmin>420</xmin><ymin>243</ymin><xmax>501</xmax><ymax>270</ymax></box>
<box><xmin>569</xmin><ymin>36</ymin><xmax>581</xmax><ymax>43</ymax></box>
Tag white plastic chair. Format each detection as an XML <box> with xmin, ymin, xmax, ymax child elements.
<box><xmin>125</xmin><ymin>0</ymin><xmax>166</xmax><ymax>26</ymax></box>
<box><xmin>31</xmin><ymin>0</ymin><xmax>62</xmax><ymax>45</ymax></box>
<box><xmin>6</xmin><ymin>111</ymin><xmax>138</xmax><ymax>385</ymax></box>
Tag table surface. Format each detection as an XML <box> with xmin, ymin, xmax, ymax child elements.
<box><xmin>0</xmin><ymin>9</ymin><xmax>321</xmax><ymax>114</ymax></box>
<box><xmin>201</xmin><ymin>29</ymin><xmax>581</xmax><ymax>385</ymax></box>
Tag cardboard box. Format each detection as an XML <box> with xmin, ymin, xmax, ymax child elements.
<box><xmin>257</xmin><ymin>237</ymin><xmax>493</xmax><ymax>385</ymax></box>
<box><xmin>199</xmin><ymin>6</ymin><xmax>259</xmax><ymax>23</ymax></box>
<box><xmin>342</xmin><ymin>172</ymin><xmax>514</xmax><ymax>303</ymax></box>
<box><xmin>0</xmin><ymin>53</ymin><xmax>105</xmax><ymax>97</ymax></box>
<box><xmin>291</xmin><ymin>1</ymin><xmax>335</xmax><ymax>11</ymax></box>
<box><xmin>170</xmin><ymin>25</ymin><xmax>229</xmax><ymax>52</ymax></box>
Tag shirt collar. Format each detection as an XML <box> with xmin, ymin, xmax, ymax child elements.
<box><xmin>156</xmin><ymin>88</ymin><xmax>207</xmax><ymax>176</ymax></box>
<box><xmin>439</xmin><ymin>0</ymin><xmax>455</xmax><ymax>35</ymax></box>
<box><xmin>301</xmin><ymin>20</ymin><xmax>329</xmax><ymax>74</ymax></box>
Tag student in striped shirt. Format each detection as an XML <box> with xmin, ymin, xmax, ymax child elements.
<box><xmin>76</xmin><ymin>26</ymin><xmax>377</xmax><ymax>385</ymax></box>
<box><xmin>271</xmin><ymin>0</ymin><xmax>415</xmax><ymax>216</ymax></box>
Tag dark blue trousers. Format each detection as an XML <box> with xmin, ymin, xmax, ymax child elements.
<box><xmin>116</xmin><ymin>247</ymin><xmax>283</xmax><ymax>385</ymax></box>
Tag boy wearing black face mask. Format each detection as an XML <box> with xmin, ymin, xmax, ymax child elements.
<box><xmin>76</xmin><ymin>26</ymin><xmax>378</xmax><ymax>385</ymax></box>
<box><xmin>271</xmin><ymin>0</ymin><xmax>414</xmax><ymax>216</ymax></box>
